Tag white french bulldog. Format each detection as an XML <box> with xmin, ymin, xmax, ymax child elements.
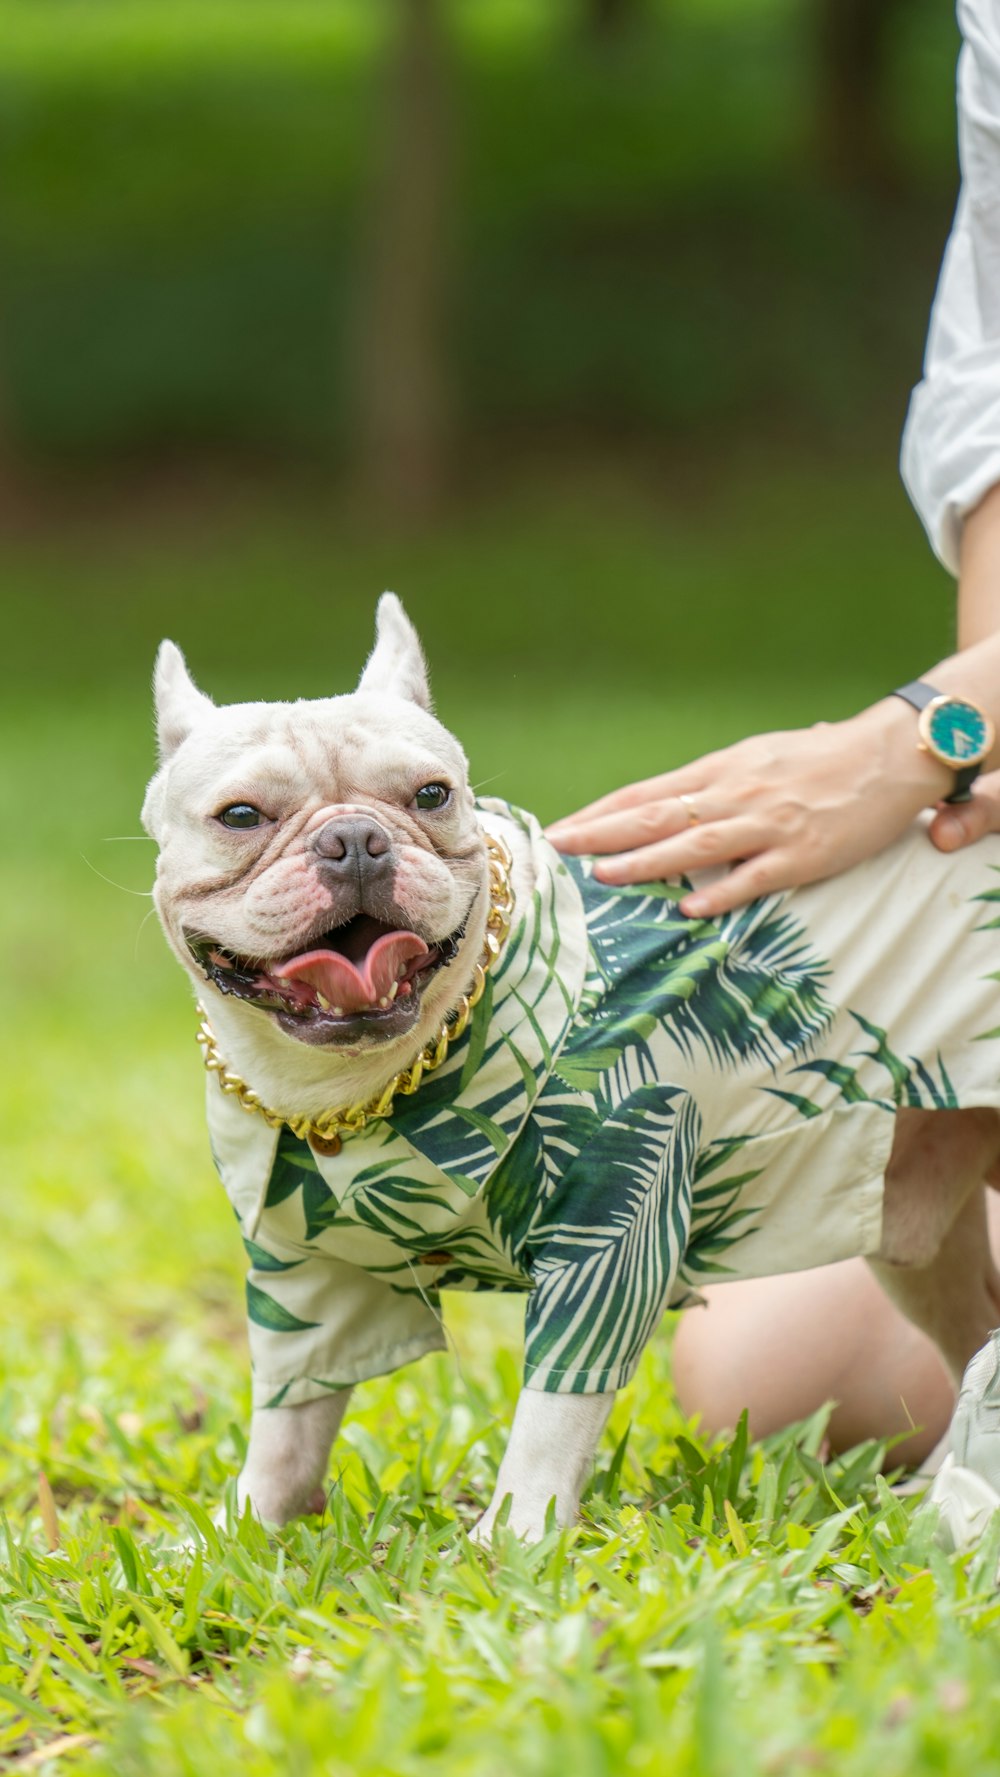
<box><xmin>143</xmin><ymin>595</ymin><xmax>1000</xmax><ymax>1542</ymax></box>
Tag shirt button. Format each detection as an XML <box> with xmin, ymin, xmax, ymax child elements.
<box><xmin>309</xmin><ymin>1133</ymin><xmax>342</xmax><ymax>1158</ymax></box>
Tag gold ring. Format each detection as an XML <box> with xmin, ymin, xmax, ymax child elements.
<box><xmin>679</xmin><ymin>794</ymin><xmax>700</xmax><ymax>827</ymax></box>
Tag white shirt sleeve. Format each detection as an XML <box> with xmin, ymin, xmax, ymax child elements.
<box><xmin>901</xmin><ymin>0</ymin><xmax>1000</xmax><ymax>575</ymax></box>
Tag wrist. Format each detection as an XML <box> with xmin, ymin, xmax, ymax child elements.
<box><xmin>847</xmin><ymin>699</ymin><xmax>956</xmax><ymax>806</ymax></box>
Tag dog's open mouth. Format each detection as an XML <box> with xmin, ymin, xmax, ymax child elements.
<box><xmin>187</xmin><ymin>914</ymin><xmax>464</xmax><ymax>1043</ymax></box>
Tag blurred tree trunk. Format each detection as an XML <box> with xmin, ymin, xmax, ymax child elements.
<box><xmin>355</xmin><ymin>0</ymin><xmax>454</xmax><ymax>519</ymax></box>
<box><xmin>816</xmin><ymin>0</ymin><xmax>905</xmax><ymax>190</ymax></box>
<box><xmin>587</xmin><ymin>0</ymin><xmax>644</xmax><ymax>37</ymax></box>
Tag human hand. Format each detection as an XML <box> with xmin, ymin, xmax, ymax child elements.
<box><xmin>928</xmin><ymin>770</ymin><xmax>1000</xmax><ymax>852</ymax></box>
<box><xmin>546</xmin><ymin>702</ymin><xmax>954</xmax><ymax>919</ymax></box>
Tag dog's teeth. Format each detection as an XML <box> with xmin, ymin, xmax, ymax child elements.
<box><xmin>378</xmin><ymin>996</ymin><xmax>390</xmax><ymax>1008</ymax></box>
<box><xmin>316</xmin><ymin>992</ymin><xmax>331</xmax><ymax>1011</ymax></box>
<box><xmin>387</xmin><ymin>980</ymin><xmax>398</xmax><ymax>1002</ymax></box>
<box><xmin>331</xmin><ymin>1005</ymin><xmax>344</xmax><ymax>1017</ymax></box>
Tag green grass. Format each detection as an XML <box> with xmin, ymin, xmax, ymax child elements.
<box><xmin>4</xmin><ymin>462</ymin><xmax>999</xmax><ymax>1772</ymax></box>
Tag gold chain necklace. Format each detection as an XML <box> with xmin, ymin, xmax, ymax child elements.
<box><xmin>196</xmin><ymin>832</ymin><xmax>515</xmax><ymax>1154</ymax></box>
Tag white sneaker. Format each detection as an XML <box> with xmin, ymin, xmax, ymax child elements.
<box><xmin>927</xmin><ymin>1332</ymin><xmax>1000</xmax><ymax>1552</ymax></box>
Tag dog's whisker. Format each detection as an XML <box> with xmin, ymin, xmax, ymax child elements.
<box><xmin>102</xmin><ymin>834</ymin><xmax>156</xmax><ymax>842</ymax></box>
<box><xmin>133</xmin><ymin>904</ymin><xmax>160</xmax><ymax>963</ymax></box>
<box><xmin>80</xmin><ymin>852</ymin><xmax>155</xmax><ymax>897</ymax></box>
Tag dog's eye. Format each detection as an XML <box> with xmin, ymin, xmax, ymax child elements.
<box><xmin>218</xmin><ymin>804</ymin><xmax>266</xmax><ymax>829</ymax></box>
<box><xmin>413</xmin><ymin>782</ymin><xmax>451</xmax><ymax>812</ymax></box>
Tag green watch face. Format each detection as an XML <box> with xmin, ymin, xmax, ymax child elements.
<box><xmin>925</xmin><ymin>698</ymin><xmax>990</xmax><ymax>769</ymax></box>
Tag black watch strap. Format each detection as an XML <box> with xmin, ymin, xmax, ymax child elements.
<box><xmin>892</xmin><ymin>679</ymin><xmax>937</xmax><ymax>714</ymax></box>
<box><xmin>945</xmin><ymin>768</ymin><xmax>980</xmax><ymax>805</ymax></box>
<box><xmin>891</xmin><ymin>679</ymin><xmax>980</xmax><ymax>804</ymax></box>
<box><xmin>944</xmin><ymin>767</ymin><xmax>987</xmax><ymax>803</ymax></box>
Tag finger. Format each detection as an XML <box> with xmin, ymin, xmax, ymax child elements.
<box><xmin>546</xmin><ymin>763</ymin><xmax>715</xmax><ymax>833</ymax></box>
<box><xmin>679</xmin><ymin>852</ymin><xmax>796</xmax><ymax>919</ymax></box>
<box><xmin>591</xmin><ymin>818</ymin><xmax>769</xmax><ymax>886</ymax></box>
<box><xmin>929</xmin><ymin>805</ymin><xmax>986</xmax><ymax>851</ymax></box>
<box><xmin>928</xmin><ymin>776</ymin><xmax>1000</xmax><ymax>852</ymax></box>
<box><xmin>547</xmin><ymin>798</ymin><xmax>697</xmax><ymax>857</ymax></box>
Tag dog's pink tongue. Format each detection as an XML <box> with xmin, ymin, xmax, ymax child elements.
<box><xmin>273</xmin><ymin>931</ymin><xmax>428</xmax><ymax>1012</ymax></box>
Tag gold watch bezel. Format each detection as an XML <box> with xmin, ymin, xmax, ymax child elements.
<box><xmin>915</xmin><ymin>694</ymin><xmax>995</xmax><ymax>771</ymax></box>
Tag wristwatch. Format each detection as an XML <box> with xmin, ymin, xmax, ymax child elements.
<box><xmin>891</xmin><ymin>680</ymin><xmax>995</xmax><ymax>804</ymax></box>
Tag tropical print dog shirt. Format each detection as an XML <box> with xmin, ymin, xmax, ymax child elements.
<box><xmin>207</xmin><ymin>799</ymin><xmax>1000</xmax><ymax>1409</ymax></box>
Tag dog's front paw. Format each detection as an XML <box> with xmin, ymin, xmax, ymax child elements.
<box><xmin>229</xmin><ymin>1472</ymin><xmax>327</xmax><ymax>1529</ymax></box>
<box><xmin>470</xmin><ymin>1493</ymin><xmax>561</xmax><ymax>1546</ymax></box>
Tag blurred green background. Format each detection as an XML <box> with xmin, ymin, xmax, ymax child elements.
<box><xmin>0</xmin><ymin>0</ymin><xmax>966</xmax><ymax>1480</ymax></box>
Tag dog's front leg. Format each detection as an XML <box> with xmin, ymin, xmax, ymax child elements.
<box><xmin>473</xmin><ymin>1389</ymin><xmax>614</xmax><ymax>1544</ymax></box>
<box><xmin>235</xmin><ymin>1389</ymin><xmax>352</xmax><ymax>1526</ymax></box>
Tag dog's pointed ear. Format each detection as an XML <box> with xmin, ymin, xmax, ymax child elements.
<box><xmin>153</xmin><ymin>640</ymin><xmax>215</xmax><ymax>760</ymax></box>
<box><xmin>356</xmin><ymin>593</ymin><xmax>432</xmax><ymax>711</ymax></box>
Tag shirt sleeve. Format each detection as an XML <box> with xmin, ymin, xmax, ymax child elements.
<box><xmin>901</xmin><ymin>0</ymin><xmax>1000</xmax><ymax>574</ymax></box>
<box><xmin>521</xmin><ymin>1091</ymin><xmax>697</xmax><ymax>1396</ymax></box>
<box><xmin>243</xmin><ymin>1246</ymin><xmax>447</xmax><ymax>1410</ymax></box>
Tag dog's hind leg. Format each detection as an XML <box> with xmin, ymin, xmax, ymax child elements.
<box><xmin>235</xmin><ymin>1389</ymin><xmax>353</xmax><ymax>1526</ymax></box>
<box><xmin>870</xmin><ymin>1189</ymin><xmax>1000</xmax><ymax>1388</ymax></box>
<box><xmin>871</xmin><ymin>1108</ymin><xmax>1000</xmax><ymax>1386</ymax></box>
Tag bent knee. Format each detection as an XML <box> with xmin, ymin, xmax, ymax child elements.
<box><xmin>672</xmin><ymin>1307</ymin><xmax>758</xmax><ymax>1438</ymax></box>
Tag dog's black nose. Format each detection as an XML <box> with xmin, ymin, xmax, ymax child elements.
<box><xmin>311</xmin><ymin>816</ymin><xmax>393</xmax><ymax>876</ymax></box>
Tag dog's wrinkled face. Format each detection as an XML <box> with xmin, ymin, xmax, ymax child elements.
<box><xmin>143</xmin><ymin>596</ymin><xmax>487</xmax><ymax>1052</ymax></box>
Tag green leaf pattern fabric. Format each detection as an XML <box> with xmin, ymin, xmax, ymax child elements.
<box><xmin>207</xmin><ymin>800</ymin><xmax>1000</xmax><ymax>1409</ymax></box>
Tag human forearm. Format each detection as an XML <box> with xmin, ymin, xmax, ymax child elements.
<box><xmin>956</xmin><ymin>480</ymin><xmax>1000</xmax><ymax>650</ymax></box>
<box><xmin>920</xmin><ymin>479</ymin><xmax>1000</xmax><ymax>852</ymax></box>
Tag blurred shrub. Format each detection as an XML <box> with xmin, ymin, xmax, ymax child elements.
<box><xmin>0</xmin><ymin>0</ymin><xmax>959</xmax><ymax>464</ymax></box>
